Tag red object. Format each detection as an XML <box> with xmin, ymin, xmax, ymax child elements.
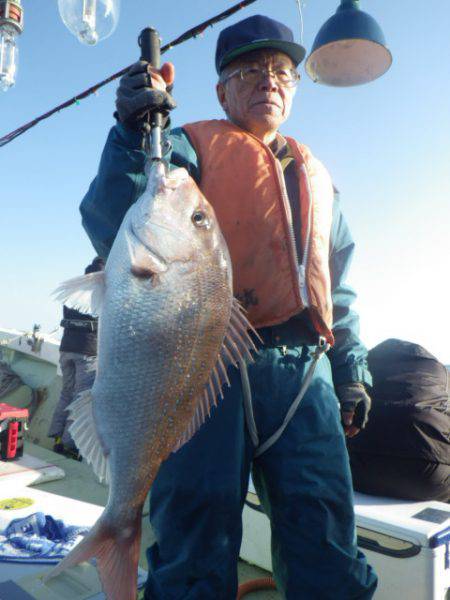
<box><xmin>6</xmin><ymin>421</ymin><xmax>19</xmax><ymax>459</ymax></box>
<box><xmin>237</xmin><ymin>577</ymin><xmax>277</xmax><ymax>599</ymax></box>
<box><xmin>0</xmin><ymin>403</ymin><xmax>28</xmax><ymax>420</ymax></box>
<box><xmin>0</xmin><ymin>2</ymin><xmax>23</xmax><ymax>25</ymax></box>
<box><xmin>0</xmin><ymin>403</ymin><xmax>28</xmax><ymax>460</ymax></box>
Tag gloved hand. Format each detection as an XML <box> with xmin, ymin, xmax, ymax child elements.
<box><xmin>336</xmin><ymin>382</ymin><xmax>371</xmax><ymax>438</ymax></box>
<box><xmin>115</xmin><ymin>60</ymin><xmax>176</xmax><ymax>130</ymax></box>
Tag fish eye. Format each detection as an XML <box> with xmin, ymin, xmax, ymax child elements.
<box><xmin>191</xmin><ymin>210</ymin><xmax>210</xmax><ymax>229</ymax></box>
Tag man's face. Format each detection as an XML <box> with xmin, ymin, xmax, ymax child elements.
<box><xmin>216</xmin><ymin>49</ymin><xmax>298</xmax><ymax>141</ymax></box>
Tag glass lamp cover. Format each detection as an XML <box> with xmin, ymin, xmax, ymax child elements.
<box><xmin>58</xmin><ymin>0</ymin><xmax>120</xmax><ymax>45</ymax></box>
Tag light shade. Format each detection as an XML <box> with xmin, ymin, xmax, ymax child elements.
<box><xmin>305</xmin><ymin>0</ymin><xmax>392</xmax><ymax>87</ymax></box>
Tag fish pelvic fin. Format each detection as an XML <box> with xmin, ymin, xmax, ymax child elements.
<box><xmin>68</xmin><ymin>390</ymin><xmax>110</xmax><ymax>484</ymax></box>
<box><xmin>45</xmin><ymin>512</ymin><xmax>142</xmax><ymax>600</ymax></box>
<box><xmin>173</xmin><ymin>297</ymin><xmax>260</xmax><ymax>452</ymax></box>
<box><xmin>53</xmin><ymin>271</ymin><xmax>106</xmax><ymax>316</ymax></box>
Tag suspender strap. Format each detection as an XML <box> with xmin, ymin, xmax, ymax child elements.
<box><xmin>240</xmin><ymin>337</ymin><xmax>330</xmax><ymax>458</ymax></box>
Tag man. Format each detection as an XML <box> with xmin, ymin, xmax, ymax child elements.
<box><xmin>48</xmin><ymin>257</ymin><xmax>104</xmax><ymax>459</ymax></box>
<box><xmin>81</xmin><ymin>15</ymin><xmax>377</xmax><ymax>599</ymax></box>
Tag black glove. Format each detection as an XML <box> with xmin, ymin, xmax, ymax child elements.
<box><xmin>336</xmin><ymin>382</ymin><xmax>371</xmax><ymax>437</ymax></box>
<box><xmin>115</xmin><ymin>61</ymin><xmax>176</xmax><ymax>130</ymax></box>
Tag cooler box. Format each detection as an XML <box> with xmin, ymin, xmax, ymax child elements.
<box><xmin>240</xmin><ymin>486</ymin><xmax>450</xmax><ymax>600</ymax></box>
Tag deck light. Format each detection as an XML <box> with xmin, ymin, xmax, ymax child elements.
<box><xmin>0</xmin><ymin>0</ymin><xmax>23</xmax><ymax>91</ymax></box>
<box><xmin>305</xmin><ymin>0</ymin><xmax>392</xmax><ymax>86</ymax></box>
<box><xmin>57</xmin><ymin>0</ymin><xmax>120</xmax><ymax>46</ymax></box>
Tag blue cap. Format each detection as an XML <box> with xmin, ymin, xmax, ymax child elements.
<box><xmin>215</xmin><ymin>15</ymin><xmax>306</xmax><ymax>74</ymax></box>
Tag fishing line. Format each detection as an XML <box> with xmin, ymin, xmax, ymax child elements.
<box><xmin>0</xmin><ymin>0</ymin><xmax>260</xmax><ymax>148</ymax></box>
<box><xmin>295</xmin><ymin>0</ymin><xmax>305</xmax><ymax>45</ymax></box>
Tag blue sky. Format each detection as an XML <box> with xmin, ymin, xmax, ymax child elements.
<box><xmin>1</xmin><ymin>1</ymin><xmax>449</xmax><ymax>363</ymax></box>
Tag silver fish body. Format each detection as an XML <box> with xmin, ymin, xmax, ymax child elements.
<box><xmin>49</xmin><ymin>163</ymin><xmax>255</xmax><ymax>600</ymax></box>
<box><xmin>95</xmin><ymin>164</ymin><xmax>233</xmax><ymax>516</ymax></box>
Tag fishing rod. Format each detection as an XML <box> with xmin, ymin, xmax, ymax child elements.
<box><xmin>138</xmin><ymin>27</ymin><xmax>163</xmax><ymax>161</ymax></box>
<box><xmin>0</xmin><ymin>0</ymin><xmax>260</xmax><ymax>148</ymax></box>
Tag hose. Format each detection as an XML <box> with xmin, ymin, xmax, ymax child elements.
<box><xmin>237</xmin><ymin>577</ymin><xmax>277</xmax><ymax>599</ymax></box>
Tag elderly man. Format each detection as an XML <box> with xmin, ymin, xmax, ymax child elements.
<box><xmin>81</xmin><ymin>14</ymin><xmax>377</xmax><ymax>600</ymax></box>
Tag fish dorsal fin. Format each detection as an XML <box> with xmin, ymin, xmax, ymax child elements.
<box><xmin>53</xmin><ymin>271</ymin><xmax>106</xmax><ymax>316</ymax></box>
<box><xmin>172</xmin><ymin>298</ymin><xmax>259</xmax><ymax>453</ymax></box>
<box><xmin>68</xmin><ymin>390</ymin><xmax>110</xmax><ymax>484</ymax></box>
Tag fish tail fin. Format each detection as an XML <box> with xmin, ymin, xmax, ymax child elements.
<box><xmin>45</xmin><ymin>512</ymin><xmax>142</xmax><ymax>600</ymax></box>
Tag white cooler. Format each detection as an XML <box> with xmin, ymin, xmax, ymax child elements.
<box><xmin>240</xmin><ymin>485</ymin><xmax>450</xmax><ymax>600</ymax></box>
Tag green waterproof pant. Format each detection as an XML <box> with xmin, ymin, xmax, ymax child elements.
<box><xmin>145</xmin><ymin>344</ymin><xmax>378</xmax><ymax>600</ymax></box>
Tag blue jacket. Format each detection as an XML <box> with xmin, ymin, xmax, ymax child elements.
<box><xmin>80</xmin><ymin>122</ymin><xmax>372</xmax><ymax>387</ymax></box>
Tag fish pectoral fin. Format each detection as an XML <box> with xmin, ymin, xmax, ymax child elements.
<box><xmin>172</xmin><ymin>297</ymin><xmax>260</xmax><ymax>453</ymax></box>
<box><xmin>53</xmin><ymin>271</ymin><xmax>105</xmax><ymax>316</ymax></box>
<box><xmin>68</xmin><ymin>390</ymin><xmax>110</xmax><ymax>484</ymax></box>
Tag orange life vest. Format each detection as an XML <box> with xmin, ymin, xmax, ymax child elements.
<box><xmin>183</xmin><ymin>119</ymin><xmax>335</xmax><ymax>345</ymax></box>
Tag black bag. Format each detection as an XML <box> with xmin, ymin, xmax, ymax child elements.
<box><xmin>347</xmin><ymin>338</ymin><xmax>450</xmax><ymax>501</ymax></box>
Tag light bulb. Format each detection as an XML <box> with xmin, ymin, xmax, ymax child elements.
<box><xmin>58</xmin><ymin>0</ymin><xmax>120</xmax><ymax>46</ymax></box>
<box><xmin>0</xmin><ymin>0</ymin><xmax>23</xmax><ymax>92</ymax></box>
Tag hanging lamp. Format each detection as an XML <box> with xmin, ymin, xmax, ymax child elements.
<box><xmin>0</xmin><ymin>0</ymin><xmax>23</xmax><ymax>91</ymax></box>
<box><xmin>58</xmin><ymin>0</ymin><xmax>120</xmax><ymax>46</ymax></box>
<box><xmin>306</xmin><ymin>0</ymin><xmax>392</xmax><ymax>87</ymax></box>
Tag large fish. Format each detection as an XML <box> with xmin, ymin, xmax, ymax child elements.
<box><xmin>48</xmin><ymin>162</ymin><xmax>257</xmax><ymax>599</ymax></box>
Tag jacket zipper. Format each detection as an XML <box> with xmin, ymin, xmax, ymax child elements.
<box><xmin>246</xmin><ymin>127</ymin><xmax>311</xmax><ymax>311</ymax></box>
<box><xmin>273</xmin><ymin>158</ymin><xmax>307</xmax><ymax>305</ymax></box>
<box><xmin>298</xmin><ymin>163</ymin><xmax>313</xmax><ymax>307</ymax></box>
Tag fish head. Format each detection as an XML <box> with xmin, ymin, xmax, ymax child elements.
<box><xmin>128</xmin><ymin>164</ymin><xmax>231</xmax><ymax>281</ymax></box>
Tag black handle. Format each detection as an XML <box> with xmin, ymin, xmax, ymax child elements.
<box><xmin>138</xmin><ymin>27</ymin><xmax>163</xmax><ymax>133</ymax></box>
<box><xmin>139</xmin><ymin>27</ymin><xmax>161</xmax><ymax>68</ymax></box>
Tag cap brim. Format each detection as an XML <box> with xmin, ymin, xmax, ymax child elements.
<box><xmin>218</xmin><ymin>40</ymin><xmax>306</xmax><ymax>73</ymax></box>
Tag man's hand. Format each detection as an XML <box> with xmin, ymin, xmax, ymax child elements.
<box><xmin>336</xmin><ymin>382</ymin><xmax>371</xmax><ymax>438</ymax></box>
<box><xmin>115</xmin><ymin>61</ymin><xmax>176</xmax><ymax>129</ymax></box>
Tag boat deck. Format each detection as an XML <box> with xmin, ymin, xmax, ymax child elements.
<box><xmin>24</xmin><ymin>442</ymin><xmax>280</xmax><ymax>599</ymax></box>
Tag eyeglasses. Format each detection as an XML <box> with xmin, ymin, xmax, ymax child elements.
<box><xmin>221</xmin><ymin>65</ymin><xmax>300</xmax><ymax>88</ymax></box>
